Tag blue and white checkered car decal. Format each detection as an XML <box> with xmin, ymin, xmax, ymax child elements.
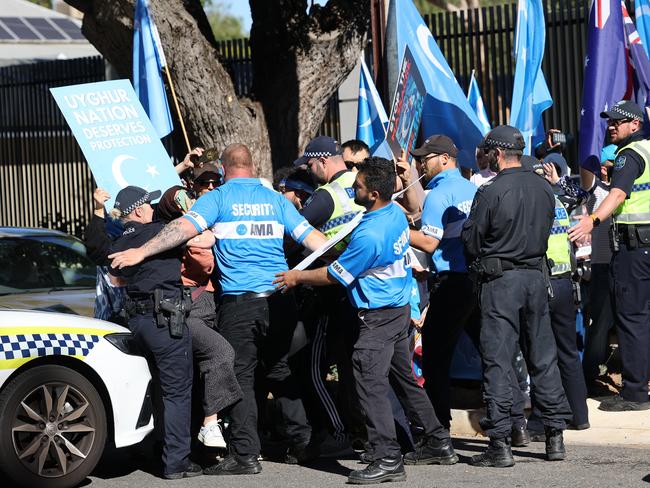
<box><xmin>0</xmin><ymin>333</ymin><xmax>101</xmax><ymax>361</ymax></box>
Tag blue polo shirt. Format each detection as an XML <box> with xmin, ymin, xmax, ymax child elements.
<box><xmin>184</xmin><ymin>178</ymin><xmax>313</xmax><ymax>295</ymax></box>
<box><xmin>327</xmin><ymin>202</ymin><xmax>412</xmax><ymax>309</ymax></box>
<box><xmin>421</xmin><ymin>168</ymin><xmax>477</xmax><ymax>273</ymax></box>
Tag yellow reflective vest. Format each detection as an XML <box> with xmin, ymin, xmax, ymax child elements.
<box><xmin>317</xmin><ymin>171</ymin><xmax>364</xmax><ymax>251</ymax></box>
<box><xmin>547</xmin><ymin>197</ymin><xmax>572</xmax><ymax>276</ymax></box>
<box><xmin>614</xmin><ymin>139</ymin><xmax>650</xmax><ymax>225</ymax></box>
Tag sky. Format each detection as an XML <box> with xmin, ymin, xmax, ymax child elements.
<box><xmin>224</xmin><ymin>1</ymin><xmax>327</xmax><ymax>33</ymax></box>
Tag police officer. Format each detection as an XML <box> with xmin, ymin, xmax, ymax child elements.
<box><xmin>108</xmin><ymin>186</ymin><xmax>199</xmax><ymax>480</ymax></box>
<box><xmin>461</xmin><ymin>126</ymin><xmax>571</xmax><ymax>467</ymax></box>
<box><xmin>570</xmin><ymin>100</ymin><xmax>650</xmax><ymax>411</ymax></box>
<box><xmin>275</xmin><ymin>158</ymin><xmax>456</xmax><ymax>485</ymax></box>
<box><xmin>408</xmin><ymin>135</ymin><xmax>480</xmax><ymax>430</ymax></box>
<box><xmin>109</xmin><ymin>144</ymin><xmax>327</xmax><ymax>475</ymax></box>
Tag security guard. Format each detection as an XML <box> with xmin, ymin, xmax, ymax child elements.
<box><xmin>108</xmin><ymin>186</ymin><xmax>199</xmax><ymax>480</ymax></box>
<box><xmin>295</xmin><ymin>136</ymin><xmax>365</xmax><ymax>444</ymax></box>
<box><xmin>109</xmin><ymin>144</ymin><xmax>327</xmax><ymax>475</ymax></box>
<box><xmin>570</xmin><ymin>100</ymin><xmax>650</xmax><ymax>411</ymax></box>
<box><xmin>408</xmin><ymin>135</ymin><xmax>479</xmax><ymax>430</ymax></box>
<box><xmin>520</xmin><ymin>157</ymin><xmax>590</xmax><ymax>435</ymax></box>
<box><xmin>275</xmin><ymin>158</ymin><xmax>456</xmax><ymax>485</ymax></box>
<box><xmin>461</xmin><ymin>126</ymin><xmax>571</xmax><ymax>467</ymax></box>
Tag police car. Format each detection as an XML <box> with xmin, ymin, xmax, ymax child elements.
<box><xmin>0</xmin><ymin>309</ymin><xmax>153</xmax><ymax>488</ymax></box>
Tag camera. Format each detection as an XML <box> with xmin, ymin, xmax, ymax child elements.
<box><xmin>551</xmin><ymin>132</ymin><xmax>567</xmax><ymax>146</ymax></box>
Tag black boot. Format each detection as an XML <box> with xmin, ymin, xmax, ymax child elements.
<box><xmin>545</xmin><ymin>428</ymin><xmax>566</xmax><ymax>461</ymax></box>
<box><xmin>203</xmin><ymin>454</ymin><xmax>262</xmax><ymax>475</ymax></box>
<box><xmin>347</xmin><ymin>456</ymin><xmax>406</xmax><ymax>484</ymax></box>
<box><xmin>469</xmin><ymin>438</ymin><xmax>515</xmax><ymax>468</ymax></box>
<box><xmin>403</xmin><ymin>437</ymin><xmax>458</xmax><ymax>465</ymax></box>
<box><xmin>510</xmin><ymin>425</ymin><xmax>530</xmax><ymax>447</ymax></box>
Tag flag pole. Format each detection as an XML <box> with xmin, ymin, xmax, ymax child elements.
<box><xmin>163</xmin><ymin>65</ymin><xmax>191</xmax><ymax>154</ymax></box>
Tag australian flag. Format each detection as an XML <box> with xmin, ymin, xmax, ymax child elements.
<box><xmin>579</xmin><ymin>0</ymin><xmax>628</xmax><ymax>174</ymax></box>
<box><xmin>622</xmin><ymin>2</ymin><xmax>650</xmax><ymax>111</ymax></box>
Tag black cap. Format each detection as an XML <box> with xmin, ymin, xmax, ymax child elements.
<box><xmin>542</xmin><ymin>152</ymin><xmax>568</xmax><ymax>177</ymax></box>
<box><xmin>482</xmin><ymin>125</ymin><xmax>526</xmax><ymax>151</ymax></box>
<box><xmin>113</xmin><ymin>186</ymin><xmax>161</xmax><ymax>216</ymax></box>
<box><xmin>600</xmin><ymin>100</ymin><xmax>644</xmax><ymax>121</ymax></box>
<box><xmin>410</xmin><ymin>134</ymin><xmax>459</xmax><ymax>158</ymax></box>
<box><xmin>294</xmin><ymin>136</ymin><xmax>342</xmax><ymax>166</ymax></box>
<box><xmin>520</xmin><ymin>155</ymin><xmax>544</xmax><ymax>175</ymax></box>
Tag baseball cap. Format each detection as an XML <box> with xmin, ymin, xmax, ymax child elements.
<box><xmin>542</xmin><ymin>152</ymin><xmax>569</xmax><ymax>177</ymax></box>
<box><xmin>193</xmin><ymin>162</ymin><xmax>223</xmax><ymax>181</ymax></box>
<box><xmin>410</xmin><ymin>134</ymin><xmax>458</xmax><ymax>158</ymax></box>
<box><xmin>482</xmin><ymin>125</ymin><xmax>526</xmax><ymax>151</ymax></box>
<box><xmin>294</xmin><ymin>136</ymin><xmax>342</xmax><ymax>166</ymax></box>
<box><xmin>520</xmin><ymin>155</ymin><xmax>544</xmax><ymax>175</ymax></box>
<box><xmin>113</xmin><ymin>186</ymin><xmax>161</xmax><ymax>216</ymax></box>
<box><xmin>600</xmin><ymin>100</ymin><xmax>644</xmax><ymax>121</ymax></box>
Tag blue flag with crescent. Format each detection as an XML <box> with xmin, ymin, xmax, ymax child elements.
<box><xmin>467</xmin><ymin>71</ymin><xmax>491</xmax><ymax>135</ymax></box>
<box><xmin>356</xmin><ymin>59</ymin><xmax>389</xmax><ymax>154</ymax></box>
<box><xmin>133</xmin><ymin>0</ymin><xmax>173</xmax><ymax>139</ymax></box>
<box><xmin>509</xmin><ymin>0</ymin><xmax>552</xmax><ymax>155</ymax></box>
<box><xmin>636</xmin><ymin>0</ymin><xmax>650</xmax><ymax>56</ymax></box>
<box><xmin>50</xmin><ymin>80</ymin><xmax>182</xmax><ymax>209</ymax></box>
<box><xmin>387</xmin><ymin>0</ymin><xmax>484</xmax><ymax>169</ymax></box>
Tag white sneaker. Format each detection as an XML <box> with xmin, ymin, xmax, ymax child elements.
<box><xmin>198</xmin><ymin>420</ymin><xmax>227</xmax><ymax>448</ymax></box>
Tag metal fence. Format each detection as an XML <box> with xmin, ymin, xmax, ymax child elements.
<box><xmin>0</xmin><ymin>57</ymin><xmax>105</xmax><ymax>237</ymax></box>
<box><xmin>424</xmin><ymin>0</ymin><xmax>589</xmax><ymax>167</ymax></box>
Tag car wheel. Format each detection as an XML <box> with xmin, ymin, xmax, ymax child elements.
<box><xmin>0</xmin><ymin>365</ymin><xmax>107</xmax><ymax>488</ymax></box>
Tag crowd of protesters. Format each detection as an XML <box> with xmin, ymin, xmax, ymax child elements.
<box><xmin>83</xmin><ymin>99</ymin><xmax>649</xmax><ymax>483</ymax></box>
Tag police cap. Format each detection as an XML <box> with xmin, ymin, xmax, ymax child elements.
<box><xmin>113</xmin><ymin>186</ymin><xmax>161</xmax><ymax>216</ymax></box>
<box><xmin>481</xmin><ymin>125</ymin><xmax>526</xmax><ymax>151</ymax></box>
<box><xmin>294</xmin><ymin>136</ymin><xmax>342</xmax><ymax>166</ymax></box>
<box><xmin>600</xmin><ymin>100</ymin><xmax>644</xmax><ymax>121</ymax></box>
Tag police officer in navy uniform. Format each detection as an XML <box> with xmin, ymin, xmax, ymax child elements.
<box><xmin>275</xmin><ymin>158</ymin><xmax>456</xmax><ymax>485</ymax></box>
<box><xmin>109</xmin><ymin>144</ymin><xmax>328</xmax><ymax>475</ymax></box>
<box><xmin>461</xmin><ymin>126</ymin><xmax>571</xmax><ymax>467</ymax></box>
<box><xmin>570</xmin><ymin>100</ymin><xmax>650</xmax><ymax>411</ymax></box>
<box><xmin>108</xmin><ymin>186</ymin><xmax>200</xmax><ymax>480</ymax></box>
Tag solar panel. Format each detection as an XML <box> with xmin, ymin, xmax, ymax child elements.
<box><xmin>24</xmin><ymin>17</ymin><xmax>66</xmax><ymax>40</ymax></box>
<box><xmin>0</xmin><ymin>22</ymin><xmax>15</xmax><ymax>40</ymax></box>
<box><xmin>49</xmin><ymin>18</ymin><xmax>85</xmax><ymax>40</ymax></box>
<box><xmin>0</xmin><ymin>17</ymin><xmax>40</xmax><ymax>40</ymax></box>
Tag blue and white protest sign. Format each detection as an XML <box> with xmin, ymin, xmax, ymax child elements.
<box><xmin>50</xmin><ymin>79</ymin><xmax>181</xmax><ymax>208</ymax></box>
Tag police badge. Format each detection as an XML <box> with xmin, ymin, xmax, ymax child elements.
<box><xmin>614</xmin><ymin>155</ymin><xmax>626</xmax><ymax>171</ymax></box>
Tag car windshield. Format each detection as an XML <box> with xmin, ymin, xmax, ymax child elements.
<box><xmin>0</xmin><ymin>237</ymin><xmax>95</xmax><ymax>294</ymax></box>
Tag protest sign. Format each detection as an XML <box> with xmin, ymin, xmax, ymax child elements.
<box><xmin>386</xmin><ymin>46</ymin><xmax>426</xmax><ymax>161</ymax></box>
<box><xmin>50</xmin><ymin>79</ymin><xmax>181</xmax><ymax>208</ymax></box>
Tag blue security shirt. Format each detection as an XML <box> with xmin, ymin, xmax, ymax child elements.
<box><xmin>327</xmin><ymin>202</ymin><xmax>412</xmax><ymax>309</ymax></box>
<box><xmin>421</xmin><ymin>168</ymin><xmax>477</xmax><ymax>273</ymax></box>
<box><xmin>184</xmin><ymin>178</ymin><xmax>314</xmax><ymax>295</ymax></box>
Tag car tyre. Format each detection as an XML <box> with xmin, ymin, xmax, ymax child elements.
<box><xmin>0</xmin><ymin>365</ymin><xmax>107</xmax><ymax>488</ymax></box>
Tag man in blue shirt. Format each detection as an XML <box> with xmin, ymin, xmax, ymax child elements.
<box><xmin>408</xmin><ymin>135</ymin><xmax>481</xmax><ymax>433</ymax></box>
<box><xmin>275</xmin><ymin>158</ymin><xmax>456</xmax><ymax>485</ymax></box>
<box><xmin>109</xmin><ymin>144</ymin><xmax>327</xmax><ymax>475</ymax></box>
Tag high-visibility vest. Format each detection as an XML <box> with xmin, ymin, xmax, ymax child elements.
<box><xmin>614</xmin><ymin>139</ymin><xmax>650</xmax><ymax>225</ymax></box>
<box><xmin>317</xmin><ymin>171</ymin><xmax>364</xmax><ymax>251</ymax></box>
<box><xmin>547</xmin><ymin>197</ymin><xmax>572</xmax><ymax>276</ymax></box>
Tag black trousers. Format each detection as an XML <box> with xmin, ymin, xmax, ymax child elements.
<box><xmin>582</xmin><ymin>263</ymin><xmax>615</xmax><ymax>386</ymax></box>
<box><xmin>422</xmin><ymin>272</ymin><xmax>480</xmax><ymax>429</ymax></box>
<box><xmin>528</xmin><ymin>277</ymin><xmax>589</xmax><ymax>430</ymax></box>
<box><xmin>129</xmin><ymin>314</ymin><xmax>193</xmax><ymax>475</ymax></box>
<box><xmin>611</xmin><ymin>245</ymin><xmax>650</xmax><ymax>402</ymax></box>
<box><xmin>353</xmin><ymin>304</ymin><xmax>447</xmax><ymax>459</ymax></box>
<box><xmin>479</xmin><ymin>269</ymin><xmax>571</xmax><ymax>438</ymax></box>
<box><xmin>217</xmin><ymin>292</ymin><xmax>311</xmax><ymax>456</ymax></box>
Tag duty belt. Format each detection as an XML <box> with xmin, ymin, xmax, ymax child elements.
<box><xmin>221</xmin><ymin>290</ymin><xmax>275</xmax><ymax>304</ymax></box>
<box><xmin>125</xmin><ymin>297</ymin><xmax>155</xmax><ymax>316</ymax></box>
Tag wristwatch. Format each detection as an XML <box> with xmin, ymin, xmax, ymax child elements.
<box><xmin>590</xmin><ymin>214</ymin><xmax>601</xmax><ymax>227</ymax></box>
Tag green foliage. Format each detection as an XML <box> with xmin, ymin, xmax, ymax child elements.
<box><xmin>414</xmin><ymin>0</ymin><xmax>513</xmax><ymax>15</ymax></box>
<box><xmin>202</xmin><ymin>0</ymin><xmax>247</xmax><ymax>40</ymax></box>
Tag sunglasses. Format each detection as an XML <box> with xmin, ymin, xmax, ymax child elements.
<box><xmin>607</xmin><ymin>118</ymin><xmax>633</xmax><ymax>127</ymax></box>
<box><xmin>196</xmin><ymin>178</ymin><xmax>220</xmax><ymax>187</ymax></box>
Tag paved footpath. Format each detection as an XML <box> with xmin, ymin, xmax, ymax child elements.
<box><xmin>32</xmin><ymin>437</ymin><xmax>650</xmax><ymax>488</ymax></box>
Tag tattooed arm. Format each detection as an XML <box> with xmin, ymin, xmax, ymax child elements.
<box><xmin>108</xmin><ymin>218</ymin><xmax>199</xmax><ymax>269</ymax></box>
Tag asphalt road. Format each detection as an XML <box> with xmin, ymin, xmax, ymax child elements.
<box><xmin>65</xmin><ymin>437</ymin><xmax>650</xmax><ymax>488</ymax></box>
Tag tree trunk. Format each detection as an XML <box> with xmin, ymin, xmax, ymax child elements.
<box><xmin>64</xmin><ymin>0</ymin><xmax>369</xmax><ymax>177</ymax></box>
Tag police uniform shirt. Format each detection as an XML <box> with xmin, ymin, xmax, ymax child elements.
<box><xmin>300</xmin><ymin>169</ymin><xmax>349</xmax><ymax>227</ymax></box>
<box><xmin>612</xmin><ymin>131</ymin><xmax>647</xmax><ymax>197</ymax></box>
<box><xmin>421</xmin><ymin>168</ymin><xmax>477</xmax><ymax>273</ymax></box>
<box><xmin>327</xmin><ymin>202</ymin><xmax>412</xmax><ymax>309</ymax></box>
<box><xmin>461</xmin><ymin>167</ymin><xmax>555</xmax><ymax>266</ymax></box>
<box><xmin>184</xmin><ymin>177</ymin><xmax>314</xmax><ymax>295</ymax></box>
<box><xmin>109</xmin><ymin>221</ymin><xmax>182</xmax><ymax>297</ymax></box>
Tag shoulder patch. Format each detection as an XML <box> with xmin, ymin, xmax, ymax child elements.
<box><xmin>614</xmin><ymin>155</ymin><xmax>626</xmax><ymax>171</ymax></box>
